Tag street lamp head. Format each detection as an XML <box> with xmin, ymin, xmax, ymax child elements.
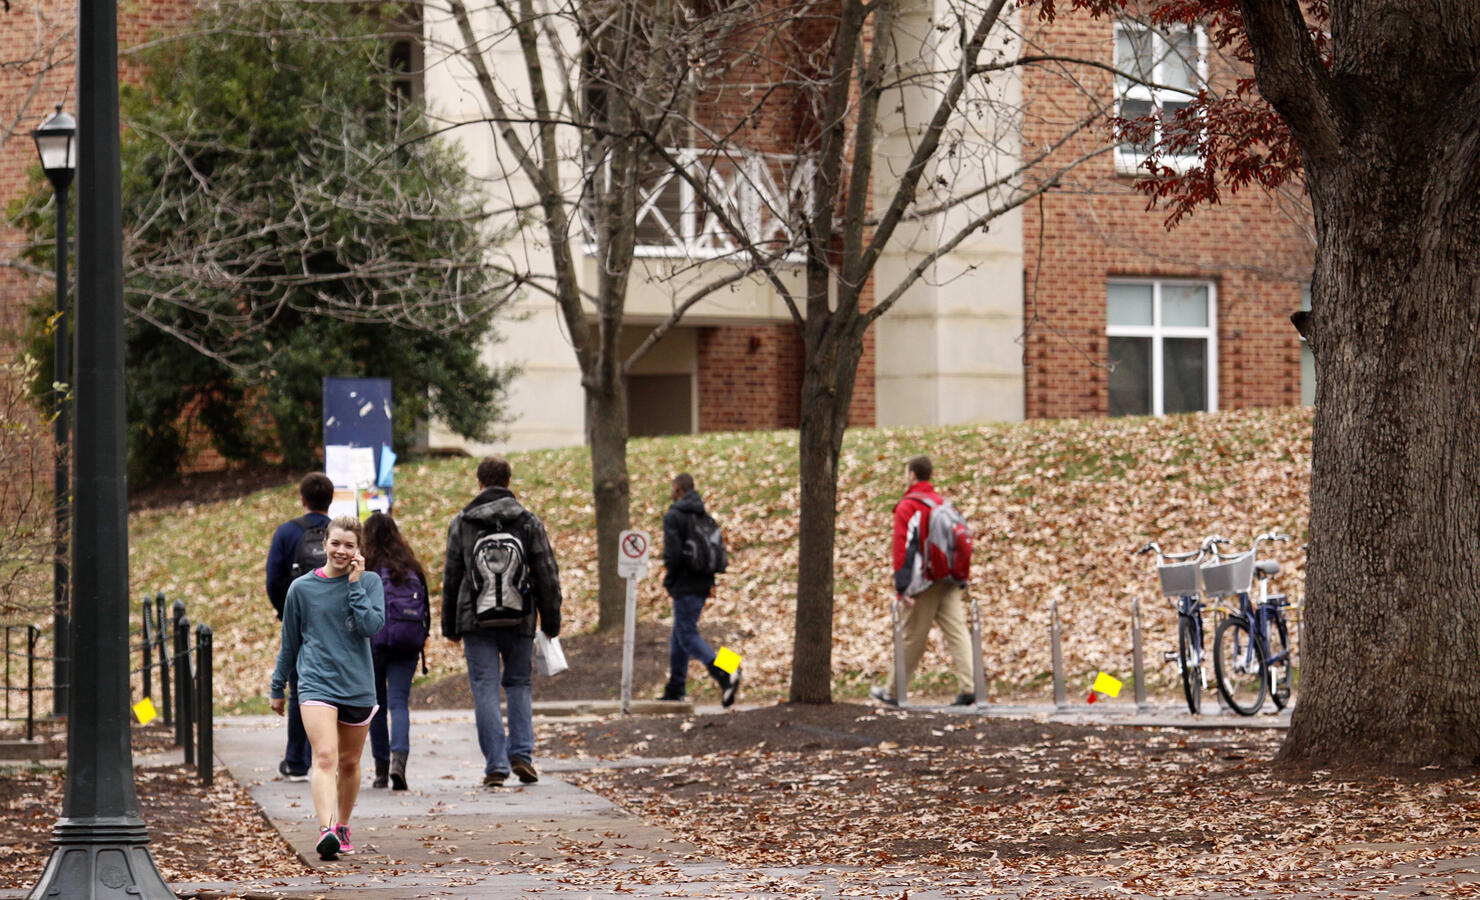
<box><xmin>32</xmin><ymin>105</ymin><xmax>77</xmax><ymax>191</ymax></box>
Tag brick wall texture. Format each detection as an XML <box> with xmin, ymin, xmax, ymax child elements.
<box><xmin>1018</xmin><ymin>9</ymin><xmax>1315</xmax><ymax>420</ymax></box>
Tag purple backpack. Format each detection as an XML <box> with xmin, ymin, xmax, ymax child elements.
<box><xmin>373</xmin><ymin>568</ymin><xmax>429</xmax><ymax>654</ymax></box>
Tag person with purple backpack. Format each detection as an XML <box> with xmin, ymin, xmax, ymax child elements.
<box><xmin>363</xmin><ymin>512</ymin><xmax>431</xmax><ymax>791</ymax></box>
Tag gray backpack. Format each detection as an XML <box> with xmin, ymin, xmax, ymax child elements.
<box><xmin>469</xmin><ymin>529</ymin><xmax>530</xmax><ymax>627</ymax></box>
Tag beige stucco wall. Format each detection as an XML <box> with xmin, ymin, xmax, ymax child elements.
<box><xmin>873</xmin><ymin>0</ymin><xmax>1026</xmax><ymax>427</ymax></box>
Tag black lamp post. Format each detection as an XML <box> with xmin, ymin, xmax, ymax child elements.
<box><xmin>28</xmin><ymin>0</ymin><xmax>174</xmax><ymax>896</ymax></box>
<box><xmin>32</xmin><ymin>105</ymin><xmax>76</xmax><ymax>721</ymax></box>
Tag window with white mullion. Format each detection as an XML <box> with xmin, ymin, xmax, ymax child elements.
<box><xmin>1114</xmin><ymin>21</ymin><xmax>1206</xmax><ymax>175</ymax></box>
<box><xmin>1107</xmin><ymin>280</ymin><xmax>1217</xmax><ymax>417</ymax></box>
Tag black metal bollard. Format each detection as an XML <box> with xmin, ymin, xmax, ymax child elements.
<box><xmin>174</xmin><ymin>612</ymin><xmax>191</xmax><ymax>758</ymax></box>
<box><xmin>27</xmin><ymin>625</ymin><xmax>38</xmax><ymax>742</ymax></box>
<box><xmin>157</xmin><ymin>593</ymin><xmax>172</xmax><ymax>728</ymax></box>
<box><xmin>196</xmin><ymin>624</ymin><xmax>213</xmax><ymax>787</ymax></box>
<box><xmin>141</xmin><ymin>596</ymin><xmax>154</xmax><ymax>701</ymax></box>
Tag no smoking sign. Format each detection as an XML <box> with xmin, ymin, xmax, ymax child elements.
<box><xmin>617</xmin><ymin>529</ymin><xmax>651</xmax><ymax>578</ymax></box>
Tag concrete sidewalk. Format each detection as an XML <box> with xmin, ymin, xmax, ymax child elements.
<box><xmin>161</xmin><ymin>701</ymin><xmax>1290</xmax><ymax>898</ymax></box>
<box><xmin>173</xmin><ymin>708</ymin><xmax>947</xmax><ymax>899</ymax></box>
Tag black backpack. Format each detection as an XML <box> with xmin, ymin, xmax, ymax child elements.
<box><xmin>682</xmin><ymin>511</ymin><xmax>728</xmax><ymax>575</ymax></box>
<box><xmin>289</xmin><ymin>515</ymin><xmax>328</xmax><ymax>580</ymax></box>
<box><xmin>468</xmin><ymin>525</ymin><xmax>531</xmax><ymax>627</ymax></box>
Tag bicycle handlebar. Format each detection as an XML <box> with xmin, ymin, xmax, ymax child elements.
<box><xmin>1135</xmin><ymin>541</ymin><xmax>1203</xmax><ymax>563</ymax></box>
<box><xmin>1253</xmin><ymin>531</ymin><xmax>1291</xmax><ymax>548</ymax></box>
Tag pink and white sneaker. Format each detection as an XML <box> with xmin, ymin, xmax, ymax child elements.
<box><xmin>333</xmin><ymin>823</ymin><xmax>354</xmax><ymax>854</ymax></box>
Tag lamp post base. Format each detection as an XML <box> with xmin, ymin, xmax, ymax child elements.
<box><xmin>28</xmin><ymin>818</ymin><xmax>175</xmax><ymax>900</ymax></box>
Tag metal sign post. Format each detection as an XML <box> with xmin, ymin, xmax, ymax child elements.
<box><xmin>617</xmin><ymin>530</ymin><xmax>650</xmax><ymax>716</ymax></box>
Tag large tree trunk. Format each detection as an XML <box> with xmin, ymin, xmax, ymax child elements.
<box><xmin>1250</xmin><ymin>0</ymin><xmax>1480</xmax><ymax>767</ymax></box>
<box><xmin>587</xmin><ymin>372</ymin><xmax>631</xmax><ymax>632</ymax></box>
<box><xmin>1280</xmin><ymin>163</ymin><xmax>1480</xmax><ymax>767</ymax></box>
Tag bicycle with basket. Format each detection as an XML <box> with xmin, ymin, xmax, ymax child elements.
<box><xmin>1136</xmin><ymin>536</ymin><xmax>1225</xmax><ymax>715</ymax></box>
<box><xmin>1206</xmin><ymin>531</ymin><xmax>1297</xmax><ymax>715</ymax></box>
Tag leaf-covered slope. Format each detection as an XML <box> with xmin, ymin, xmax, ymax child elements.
<box><xmin>128</xmin><ymin>406</ymin><xmax>1311</xmax><ymax>708</ymax></box>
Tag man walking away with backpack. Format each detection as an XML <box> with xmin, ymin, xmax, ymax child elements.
<box><xmin>870</xmin><ymin>456</ymin><xmax>975</xmax><ymax>707</ymax></box>
<box><xmin>265</xmin><ymin>472</ymin><xmax>334</xmax><ymax>781</ymax></box>
<box><xmin>442</xmin><ymin>457</ymin><xmax>562</xmax><ymax>788</ymax></box>
<box><xmin>658</xmin><ymin>473</ymin><xmax>741</xmax><ymax>707</ymax></box>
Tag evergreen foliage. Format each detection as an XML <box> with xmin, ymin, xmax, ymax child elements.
<box><xmin>22</xmin><ymin>0</ymin><xmax>516</xmax><ymax>483</ymax></box>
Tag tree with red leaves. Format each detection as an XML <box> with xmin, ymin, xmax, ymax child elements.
<box><xmin>1049</xmin><ymin>0</ymin><xmax>1480</xmax><ymax>769</ymax></box>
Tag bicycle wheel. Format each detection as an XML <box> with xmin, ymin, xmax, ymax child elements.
<box><xmin>1214</xmin><ymin>616</ymin><xmax>1267</xmax><ymax>715</ymax></box>
<box><xmin>1265</xmin><ymin>613</ymin><xmax>1293</xmax><ymax>710</ymax></box>
<box><xmin>1177</xmin><ymin>614</ymin><xmax>1201</xmax><ymax>715</ymax></box>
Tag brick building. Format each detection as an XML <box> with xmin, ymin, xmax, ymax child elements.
<box><xmin>421</xmin><ymin>2</ymin><xmax>1311</xmax><ymax>455</ymax></box>
<box><xmin>1017</xmin><ymin>9</ymin><xmax>1314</xmax><ymax>420</ymax></box>
<box><xmin>1</xmin><ymin>1</ymin><xmax>1313</xmax><ymax>466</ymax></box>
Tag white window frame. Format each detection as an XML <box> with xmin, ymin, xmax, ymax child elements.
<box><xmin>1106</xmin><ymin>278</ymin><xmax>1219</xmax><ymax>416</ymax></box>
<box><xmin>1113</xmin><ymin>21</ymin><xmax>1208</xmax><ymax>176</ymax></box>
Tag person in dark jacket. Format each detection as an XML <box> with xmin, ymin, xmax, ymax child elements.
<box><xmin>264</xmin><ymin>472</ymin><xmax>334</xmax><ymax>782</ymax></box>
<box><xmin>442</xmin><ymin>456</ymin><xmax>562</xmax><ymax>788</ymax></box>
<box><xmin>659</xmin><ymin>473</ymin><xmax>740</xmax><ymax>706</ymax></box>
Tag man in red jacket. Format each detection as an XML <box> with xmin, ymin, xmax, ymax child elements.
<box><xmin>870</xmin><ymin>455</ymin><xmax>974</xmax><ymax>706</ymax></box>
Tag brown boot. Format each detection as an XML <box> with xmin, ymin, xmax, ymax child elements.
<box><xmin>372</xmin><ymin>758</ymin><xmax>389</xmax><ymax>789</ymax></box>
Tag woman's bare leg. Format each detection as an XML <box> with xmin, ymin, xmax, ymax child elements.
<box><xmin>300</xmin><ymin>705</ymin><xmax>342</xmax><ymax>830</ymax></box>
<box><xmin>336</xmin><ymin>720</ymin><xmax>369</xmax><ymax>825</ymax></box>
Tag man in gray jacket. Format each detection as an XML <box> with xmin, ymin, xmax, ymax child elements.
<box><xmin>442</xmin><ymin>457</ymin><xmax>562</xmax><ymax>788</ymax></box>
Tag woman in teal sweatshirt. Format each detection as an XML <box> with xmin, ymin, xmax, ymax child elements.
<box><xmin>270</xmin><ymin>514</ymin><xmax>385</xmax><ymax>861</ymax></box>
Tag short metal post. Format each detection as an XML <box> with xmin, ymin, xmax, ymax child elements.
<box><xmin>1131</xmin><ymin>598</ymin><xmax>1150</xmax><ymax>712</ymax></box>
<box><xmin>969</xmin><ymin>592</ymin><xmax>987</xmax><ymax>706</ymax></box>
<box><xmin>141</xmin><ymin>596</ymin><xmax>153</xmax><ymax>701</ymax></box>
<box><xmin>4</xmin><ymin>626</ymin><xmax>11</xmax><ymax>721</ymax></box>
<box><xmin>1050</xmin><ymin>600</ymin><xmax>1067</xmax><ymax>711</ymax></box>
<box><xmin>196</xmin><ymin>624</ymin><xmax>213</xmax><ymax>787</ymax></box>
<box><xmin>157</xmin><ymin>597</ymin><xmax>171</xmax><ymax>729</ymax></box>
<box><xmin>891</xmin><ymin>599</ymin><xmax>908</xmax><ymax>706</ymax></box>
<box><xmin>27</xmin><ymin>625</ymin><xmax>39</xmax><ymax>741</ymax></box>
<box><xmin>174</xmin><ymin>613</ymin><xmax>191</xmax><ymax>754</ymax></box>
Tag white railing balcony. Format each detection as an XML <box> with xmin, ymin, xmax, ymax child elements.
<box><xmin>583</xmin><ymin>148</ymin><xmax>813</xmax><ymax>260</ymax></box>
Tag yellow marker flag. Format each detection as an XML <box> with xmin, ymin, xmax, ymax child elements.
<box><xmin>133</xmin><ymin>697</ymin><xmax>158</xmax><ymax>725</ymax></box>
<box><xmin>713</xmin><ymin>646</ymin><xmax>741</xmax><ymax>675</ymax></box>
<box><xmin>1091</xmin><ymin>672</ymin><xmax>1123</xmax><ymax>698</ymax></box>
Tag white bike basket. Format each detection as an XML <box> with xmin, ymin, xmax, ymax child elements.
<box><xmin>1156</xmin><ymin>561</ymin><xmax>1201</xmax><ymax>597</ymax></box>
<box><xmin>1200</xmin><ymin>551</ymin><xmax>1255</xmax><ymax>597</ymax></box>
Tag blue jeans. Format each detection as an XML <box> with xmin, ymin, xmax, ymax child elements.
<box><xmin>283</xmin><ymin>673</ymin><xmax>311</xmax><ymax>773</ymax></box>
<box><xmin>370</xmin><ymin>649</ymin><xmax>418</xmax><ymax>762</ymax></box>
<box><xmin>462</xmin><ymin>629</ymin><xmax>533</xmax><ymax>775</ymax></box>
<box><xmin>667</xmin><ymin>593</ymin><xmax>726</xmax><ymax>694</ymax></box>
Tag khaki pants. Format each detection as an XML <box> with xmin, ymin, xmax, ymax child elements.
<box><xmin>891</xmin><ymin>580</ymin><xmax>973</xmax><ymax>697</ymax></box>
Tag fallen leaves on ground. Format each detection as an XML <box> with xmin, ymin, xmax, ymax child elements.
<box><xmin>117</xmin><ymin>407</ymin><xmax>1313</xmax><ymax>713</ymax></box>
<box><xmin>541</xmin><ymin>705</ymin><xmax>1480</xmax><ymax>897</ymax></box>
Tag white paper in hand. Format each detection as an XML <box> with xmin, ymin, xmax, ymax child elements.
<box><xmin>535</xmin><ymin>631</ymin><xmax>568</xmax><ymax>677</ymax></box>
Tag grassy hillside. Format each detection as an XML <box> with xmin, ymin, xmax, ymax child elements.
<box><xmin>127</xmin><ymin>406</ymin><xmax>1313</xmax><ymax>709</ymax></box>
